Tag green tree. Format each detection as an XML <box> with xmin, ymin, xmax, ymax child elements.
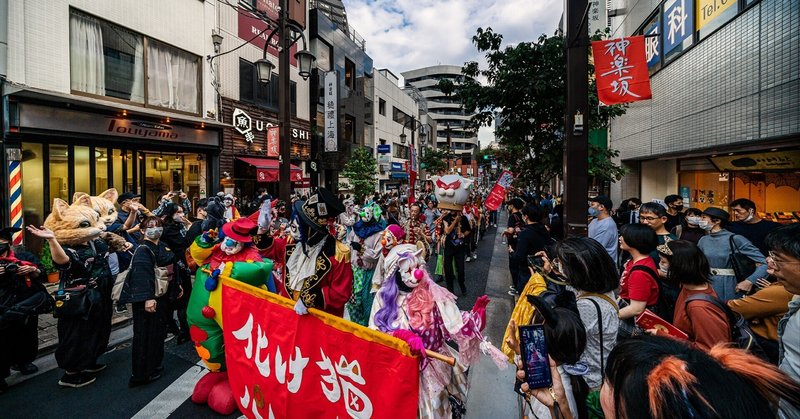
<box><xmin>340</xmin><ymin>147</ymin><xmax>377</xmax><ymax>202</ymax></box>
<box><xmin>420</xmin><ymin>147</ymin><xmax>449</xmax><ymax>175</ymax></box>
<box><xmin>439</xmin><ymin>28</ymin><xmax>628</xmax><ymax>190</ymax></box>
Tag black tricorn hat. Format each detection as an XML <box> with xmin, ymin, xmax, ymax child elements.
<box><xmin>293</xmin><ymin>188</ymin><xmax>345</xmax><ymax>232</ymax></box>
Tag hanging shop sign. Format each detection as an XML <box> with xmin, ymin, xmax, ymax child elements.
<box><xmin>662</xmin><ymin>0</ymin><xmax>694</xmax><ymax>55</ymax></box>
<box><xmin>377</xmin><ymin>144</ymin><xmax>391</xmax><ymax>154</ymax></box>
<box><xmin>237</xmin><ymin>12</ymin><xmax>298</xmax><ymax>66</ymax></box>
<box><xmin>710</xmin><ymin>150</ymin><xmax>800</xmax><ymax>172</ymax></box>
<box><xmin>324</xmin><ymin>71</ymin><xmax>338</xmax><ymax>152</ymax></box>
<box><xmin>591</xmin><ymin>36</ymin><xmax>652</xmax><ymax>105</ymax></box>
<box><xmin>230</xmin><ymin>107</ymin><xmax>309</xmax><ymax>147</ymax></box>
<box><xmin>267</xmin><ymin>126</ymin><xmax>280</xmax><ymax>157</ymax></box>
<box><xmin>645</xmin><ymin>21</ymin><xmax>660</xmax><ymax>69</ymax></box>
<box><xmin>696</xmin><ymin>0</ymin><xmax>737</xmax><ymax>32</ymax></box>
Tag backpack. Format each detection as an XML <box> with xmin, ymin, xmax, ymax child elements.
<box><xmin>684</xmin><ymin>294</ymin><xmax>767</xmax><ymax>358</ymax></box>
<box><xmin>628</xmin><ymin>264</ymin><xmax>676</xmax><ymax>321</ymax></box>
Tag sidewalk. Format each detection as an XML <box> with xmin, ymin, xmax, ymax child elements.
<box><xmin>466</xmin><ymin>210</ymin><xmax>520</xmax><ymax>419</ymax></box>
<box><xmin>37</xmin><ymin>283</ymin><xmax>132</xmax><ymax>354</ymax></box>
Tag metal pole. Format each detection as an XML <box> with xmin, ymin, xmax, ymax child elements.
<box><xmin>563</xmin><ymin>0</ymin><xmax>590</xmax><ymax>238</ymax></box>
<box><xmin>278</xmin><ymin>0</ymin><xmax>292</xmax><ymax>202</ymax></box>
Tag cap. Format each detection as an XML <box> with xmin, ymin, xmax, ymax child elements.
<box><xmin>119</xmin><ymin>192</ymin><xmax>141</xmax><ymax>203</ymax></box>
<box><xmin>702</xmin><ymin>207</ymin><xmax>729</xmax><ymax>221</ymax></box>
<box><xmin>589</xmin><ymin>195</ymin><xmax>613</xmax><ymax>211</ymax></box>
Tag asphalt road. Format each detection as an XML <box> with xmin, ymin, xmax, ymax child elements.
<box><xmin>0</xmin><ymin>224</ymin><xmax>499</xmax><ymax>418</ymax></box>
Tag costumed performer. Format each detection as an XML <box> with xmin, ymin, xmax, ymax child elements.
<box><xmin>185</xmin><ymin>217</ymin><xmax>276</xmax><ymax>415</ymax></box>
<box><xmin>285</xmin><ymin>188</ymin><xmax>353</xmax><ymax>317</ymax></box>
<box><xmin>247</xmin><ymin>197</ymin><xmax>291</xmax><ymax>298</ymax></box>
<box><xmin>369</xmin><ymin>244</ymin><xmax>507</xmax><ymax>418</ymax></box>
<box><xmin>345</xmin><ymin>202</ymin><xmax>386</xmax><ymax>326</ymax></box>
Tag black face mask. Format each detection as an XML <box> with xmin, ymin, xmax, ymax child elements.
<box><xmin>673</xmin><ymin>205</ymin><xmax>684</xmax><ymax>211</ymax></box>
<box><xmin>0</xmin><ymin>243</ymin><xmax>9</xmax><ymax>254</ymax></box>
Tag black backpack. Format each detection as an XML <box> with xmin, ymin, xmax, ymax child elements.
<box><xmin>628</xmin><ymin>265</ymin><xmax>677</xmax><ymax>321</ymax></box>
<box><xmin>685</xmin><ymin>294</ymin><xmax>767</xmax><ymax>358</ymax></box>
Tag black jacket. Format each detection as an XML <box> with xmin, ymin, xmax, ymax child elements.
<box><xmin>510</xmin><ymin>223</ymin><xmax>551</xmax><ymax>281</ymax></box>
<box><xmin>119</xmin><ymin>241</ymin><xmax>175</xmax><ymax>304</ymax></box>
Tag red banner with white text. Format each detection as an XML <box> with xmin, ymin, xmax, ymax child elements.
<box><xmin>591</xmin><ymin>36</ymin><xmax>651</xmax><ymax>105</ymax></box>
<box><xmin>484</xmin><ymin>170</ymin><xmax>514</xmax><ymax>212</ymax></box>
<box><xmin>221</xmin><ymin>279</ymin><xmax>419</xmax><ymax>419</ymax></box>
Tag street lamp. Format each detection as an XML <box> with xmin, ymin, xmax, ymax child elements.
<box><xmin>254</xmin><ymin>1</ymin><xmax>316</xmax><ymax>202</ymax></box>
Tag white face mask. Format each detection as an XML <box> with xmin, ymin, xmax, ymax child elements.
<box><xmin>658</xmin><ymin>262</ymin><xmax>670</xmax><ymax>275</ymax></box>
<box><xmin>698</xmin><ymin>220</ymin><xmax>714</xmax><ymax>231</ymax></box>
<box><xmin>173</xmin><ymin>213</ymin><xmax>183</xmax><ymax>222</ymax></box>
<box><xmin>145</xmin><ymin>227</ymin><xmax>163</xmax><ymax>240</ymax></box>
<box><xmin>742</xmin><ymin>210</ymin><xmax>754</xmax><ymax>223</ymax></box>
<box><xmin>686</xmin><ymin>216</ymin><xmax>701</xmax><ymax>226</ymax></box>
<box><xmin>224</xmin><ymin>200</ymin><xmax>233</xmax><ymax>207</ymax></box>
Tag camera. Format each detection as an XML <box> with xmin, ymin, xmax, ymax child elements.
<box><xmin>0</xmin><ymin>261</ymin><xmax>20</xmax><ymax>273</ymax></box>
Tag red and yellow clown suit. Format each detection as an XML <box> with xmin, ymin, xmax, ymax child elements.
<box><xmin>285</xmin><ymin>236</ymin><xmax>353</xmax><ymax>317</ymax></box>
<box><xmin>185</xmin><ymin>227</ymin><xmax>275</xmax><ymax>415</ymax></box>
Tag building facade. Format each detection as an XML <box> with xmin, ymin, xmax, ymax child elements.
<box><xmin>607</xmin><ymin>0</ymin><xmax>799</xmax><ymax>220</ymax></box>
<box><xmin>372</xmin><ymin>69</ymin><xmax>421</xmax><ymax>192</ymax></box>
<box><xmin>212</xmin><ymin>0</ymin><xmax>313</xmax><ymax>200</ymax></box>
<box><xmin>309</xmin><ymin>7</ymin><xmax>373</xmax><ymax>192</ymax></box>
<box><xmin>402</xmin><ymin>65</ymin><xmax>479</xmax><ymax>178</ymax></box>
<box><xmin>1</xmin><ymin>0</ymin><xmax>225</xmax><ymax>249</ymax></box>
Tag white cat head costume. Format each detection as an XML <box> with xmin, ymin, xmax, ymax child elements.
<box><xmin>432</xmin><ymin>174</ymin><xmax>473</xmax><ymax>211</ymax></box>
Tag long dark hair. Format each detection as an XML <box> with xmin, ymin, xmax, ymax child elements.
<box><xmin>663</xmin><ymin>240</ymin><xmax>710</xmax><ymax>286</ymax></box>
<box><xmin>161</xmin><ymin>202</ymin><xmax>180</xmax><ymax>225</ymax></box>
<box><xmin>556</xmin><ymin>237</ymin><xmax>619</xmax><ymax>293</ymax></box>
<box><xmin>606</xmin><ymin>335</ymin><xmax>800</xmax><ymax>419</ymax></box>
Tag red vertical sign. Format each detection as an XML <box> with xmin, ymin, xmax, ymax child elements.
<box><xmin>592</xmin><ymin>36</ymin><xmax>652</xmax><ymax>105</ymax></box>
<box><xmin>266</xmin><ymin>126</ymin><xmax>280</xmax><ymax>157</ymax></box>
<box><xmin>484</xmin><ymin>170</ymin><xmax>514</xmax><ymax>212</ymax></box>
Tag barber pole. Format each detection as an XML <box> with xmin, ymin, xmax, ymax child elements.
<box><xmin>9</xmin><ymin>160</ymin><xmax>23</xmax><ymax>245</ymax></box>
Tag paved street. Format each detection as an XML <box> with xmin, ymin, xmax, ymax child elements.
<box><xmin>1</xmin><ymin>220</ymin><xmax>517</xmax><ymax>418</ymax></box>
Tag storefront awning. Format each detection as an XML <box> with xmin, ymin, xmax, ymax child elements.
<box><xmin>237</xmin><ymin>157</ymin><xmax>303</xmax><ymax>182</ymax></box>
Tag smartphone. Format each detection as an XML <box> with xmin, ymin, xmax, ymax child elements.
<box><xmin>519</xmin><ymin>325</ymin><xmax>552</xmax><ymax>389</ymax></box>
<box><xmin>527</xmin><ymin>255</ymin><xmax>544</xmax><ymax>268</ymax></box>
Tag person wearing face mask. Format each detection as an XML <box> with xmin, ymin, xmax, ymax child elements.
<box><xmin>588</xmin><ymin>195</ymin><xmax>618</xmax><ymax>263</ymax></box>
<box><xmin>728</xmin><ymin>198</ymin><xmax>780</xmax><ymax>257</ymax></box>
<box><xmin>670</xmin><ymin>207</ymin><xmax>706</xmax><ymax>244</ymax></box>
<box><xmin>663</xmin><ymin>194</ymin><xmax>686</xmax><ymax>232</ymax></box>
<box><xmin>222</xmin><ymin>194</ymin><xmax>240</xmax><ymax>222</ymax></box>
<box><xmin>118</xmin><ymin>216</ymin><xmax>177</xmax><ymax>387</ymax></box>
<box><xmin>697</xmin><ymin>207</ymin><xmax>769</xmax><ymax>301</ymax></box>
<box><xmin>159</xmin><ymin>203</ymin><xmax>193</xmax><ymax>344</ymax></box>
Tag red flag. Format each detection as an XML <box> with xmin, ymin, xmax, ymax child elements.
<box><xmin>484</xmin><ymin>170</ymin><xmax>514</xmax><ymax>212</ymax></box>
<box><xmin>221</xmin><ymin>279</ymin><xmax>419</xmax><ymax>419</ymax></box>
<box><xmin>592</xmin><ymin>36</ymin><xmax>652</xmax><ymax>105</ymax></box>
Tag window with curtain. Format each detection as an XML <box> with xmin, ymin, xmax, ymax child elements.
<box><xmin>147</xmin><ymin>40</ymin><xmax>200</xmax><ymax>113</ymax></box>
<box><xmin>69</xmin><ymin>9</ymin><xmax>200</xmax><ymax>114</ymax></box>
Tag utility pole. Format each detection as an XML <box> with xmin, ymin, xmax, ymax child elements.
<box><xmin>563</xmin><ymin>0</ymin><xmax>590</xmax><ymax>237</ymax></box>
<box><xmin>278</xmin><ymin>0</ymin><xmax>292</xmax><ymax>202</ymax></box>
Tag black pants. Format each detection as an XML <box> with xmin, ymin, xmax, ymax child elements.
<box><xmin>55</xmin><ymin>288</ymin><xmax>110</xmax><ymax>373</ymax></box>
<box><xmin>0</xmin><ymin>315</ymin><xmax>38</xmax><ymax>379</ymax></box>
<box><xmin>131</xmin><ymin>298</ymin><xmax>167</xmax><ymax>381</ymax></box>
<box><xmin>444</xmin><ymin>247</ymin><xmax>466</xmax><ymax>293</ymax></box>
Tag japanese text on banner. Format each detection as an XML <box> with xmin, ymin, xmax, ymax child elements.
<box><xmin>591</xmin><ymin>36</ymin><xmax>652</xmax><ymax>105</ymax></box>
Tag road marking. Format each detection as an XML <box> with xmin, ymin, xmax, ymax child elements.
<box><xmin>131</xmin><ymin>361</ymin><xmax>209</xmax><ymax>419</ymax></box>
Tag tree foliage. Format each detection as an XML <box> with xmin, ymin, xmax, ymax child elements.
<box><xmin>439</xmin><ymin>28</ymin><xmax>628</xmax><ymax>190</ymax></box>
<box><xmin>420</xmin><ymin>147</ymin><xmax>449</xmax><ymax>175</ymax></box>
<box><xmin>340</xmin><ymin>147</ymin><xmax>377</xmax><ymax>202</ymax></box>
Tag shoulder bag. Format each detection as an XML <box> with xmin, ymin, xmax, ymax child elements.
<box><xmin>684</xmin><ymin>293</ymin><xmax>766</xmax><ymax>359</ymax></box>
<box><xmin>143</xmin><ymin>246</ymin><xmax>173</xmax><ymax>298</ymax></box>
<box><xmin>111</xmin><ymin>248</ymin><xmax>136</xmax><ymax>303</ymax></box>
<box><xmin>729</xmin><ymin>234</ymin><xmax>756</xmax><ymax>282</ymax></box>
<box><xmin>578</xmin><ymin>294</ymin><xmax>617</xmax><ymax>418</ymax></box>
<box><xmin>52</xmin><ymin>272</ymin><xmax>93</xmax><ymax>319</ymax></box>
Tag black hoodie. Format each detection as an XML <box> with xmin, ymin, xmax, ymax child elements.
<box><xmin>510</xmin><ymin>222</ymin><xmax>552</xmax><ymax>281</ymax></box>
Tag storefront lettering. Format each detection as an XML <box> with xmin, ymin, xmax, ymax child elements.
<box><xmin>231</xmin><ymin>107</ymin><xmax>309</xmax><ymax>142</ymax></box>
<box><xmin>107</xmin><ymin>119</ymin><xmax>179</xmax><ymax>139</ymax></box>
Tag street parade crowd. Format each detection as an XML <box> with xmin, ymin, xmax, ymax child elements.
<box><xmin>1</xmin><ymin>174</ymin><xmax>800</xmax><ymax>419</ymax></box>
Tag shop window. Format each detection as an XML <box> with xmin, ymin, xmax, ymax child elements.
<box><xmin>311</xmin><ymin>38</ymin><xmax>332</xmax><ymax>72</ymax></box>
<box><xmin>344</xmin><ymin>58</ymin><xmax>355</xmax><ymax>90</ymax></box>
<box><xmin>69</xmin><ymin>9</ymin><xmax>200</xmax><ymax>114</ymax></box>
<box><xmin>94</xmin><ymin>148</ymin><xmax>110</xmax><ymax>192</ymax></box>
<box><xmin>74</xmin><ymin>146</ymin><xmax>91</xmax><ymax>195</ymax></box>
<box><xmin>21</xmin><ymin>143</ymin><xmax>45</xmax><ymax>251</ymax></box>
<box><xmin>126</xmin><ymin>151</ymin><xmax>136</xmax><ymax>193</ymax></box>
<box><xmin>112</xmin><ymin>149</ymin><xmax>124</xmax><ymax>190</ymax></box>
<box><xmin>49</xmin><ymin>145</ymin><xmax>70</xmax><ymax>206</ymax></box>
<box><xmin>344</xmin><ymin>115</ymin><xmax>356</xmax><ymax>144</ymax></box>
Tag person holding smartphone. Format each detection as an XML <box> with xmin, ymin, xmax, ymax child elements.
<box><xmin>442</xmin><ymin>209</ymin><xmax>471</xmax><ymax>295</ymax></box>
<box><xmin>510</xmin><ymin>204</ymin><xmax>551</xmax><ymax>295</ymax></box>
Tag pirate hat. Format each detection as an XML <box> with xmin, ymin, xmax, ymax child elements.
<box><xmin>293</xmin><ymin>188</ymin><xmax>345</xmax><ymax>232</ymax></box>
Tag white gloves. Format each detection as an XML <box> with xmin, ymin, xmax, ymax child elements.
<box><xmin>294</xmin><ymin>298</ymin><xmax>309</xmax><ymax>315</ymax></box>
<box><xmin>258</xmin><ymin>199</ymin><xmax>273</xmax><ymax>231</ymax></box>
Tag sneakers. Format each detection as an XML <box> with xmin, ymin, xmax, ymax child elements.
<box><xmin>471</xmin><ymin>253</ymin><xmax>477</xmax><ymax>260</ymax></box>
<box><xmin>508</xmin><ymin>285</ymin><xmax>519</xmax><ymax>296</ymax></box>
<box><xmin>83</xmin><ymin>363</ymin><xmax>107</xmax><ymax>374</ymax></box>
<box><xmin>465</xmin><ymin>256</ymin><xmax>472</xmax><ymax>262</ymax></box>
<box><xmin>128</xmin><ymin>372</ymin><xmax>162</xmax><ymax>388</ymax></box>
<box><xmin>58</xmin><ymin>372</ymin><xmax>96</xmax><ymax>388</ymax></box>
<box><xmin>114</xmin><ymin>304</ymin><xmax>128</xmax><ymax>314</ymax></box>
<box><xmin>13</xmin><ymin>363</ymin><xmax>38</xmax><ymax>375</ymax></box>
<box><xmin>164</xmin><ymin>333</ymin><xmax>176</xmax><ymax>343</ymax></box>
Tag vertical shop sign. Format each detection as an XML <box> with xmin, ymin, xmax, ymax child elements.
<box><xmin>662</xmin><ymin>0</ymin><xmax>694</xmax><ymax>55</ymax></box>
<box><xmin>645</xmin><ymin>22</ymin><xmax>660</xmax><ymax>69</ymax></box>
<box><xmin>267</xmin><ymin>126</ymin><xmax>280</xmax><ymax>157</ymax></box>
<box><xmin>591</xmin><ymin>36</ymin><xmax>652</xmax><ymax>105</ymax></box>
<box><xmin>324</xmin><ymin>72</ymin><xmax>338</xmax><ymax>152</ymax></box>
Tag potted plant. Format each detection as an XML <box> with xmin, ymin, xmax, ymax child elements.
<box><xmin>40</xmin><ymin>241</ymin><xmax>60</xmax><ymax>283</ymax></box>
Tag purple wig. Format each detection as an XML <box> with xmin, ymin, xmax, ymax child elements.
<box><xmin>373</xmin><ymin>271</ymin><xmax>400</xmax><ymax>333</ymax></box>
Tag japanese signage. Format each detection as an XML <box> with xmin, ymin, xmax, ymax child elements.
<box><xmin>710</xmin><ymin>150</ymin><xmax>800</xmax><ymax>171</ymax></box>
<box><xmin>266</xmin><ymin>126</ymin><xmax>279</xmax><ymax>157</ymax></box>
<box><xmin>663</xmin><ymin>0</ymin><xmax>694</xmax><ymax>55</ymax></box>
<box><xmin>588</xmin><ymin>0</ymin><xmax>608</xmax><ymax>35</ymax></box>
<box><xmin>645</xmin><ymin>21</ymin><xmax>660</xmax><ymax>69</ymax></box>
<box><xmin>237</xmin><ymin>13</ymin><xmax>298</xmax><ymax>66</ymax></box>
<box><xmin>233</xmin><ymin>108</ymin><xmax>256</xmax><ymax>143</ymax></box>
<box><xmin>485</xmin><ymin>170</ymin><xmax>514</xmax><ymax>211</ymax></box>
<box><xmin>15</xmin><ymin>103</ymin><xmax>219</xmax><ymax>147</ymax></box>
<box><xmin>222</xmin><ymin>279</ymin><xmax>419</xmax><ymax>419</ymax></box>
<box><xmin>697</xmin><ymin>0</ymin><xmax>737</xmax><ymax>31</ymax></box>
<box><xmin>324</xmin><ymin>72</ymin><xmax>338</xmax><ymax>152</ymax></box>
<box><xmin>591</xmin><ymin>36</ymin><xmax>652</xmax><ymax>105</ymax></box>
